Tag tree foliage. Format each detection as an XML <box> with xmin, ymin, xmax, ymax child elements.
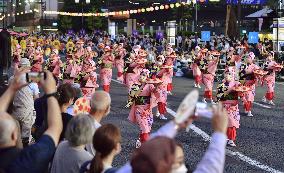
<box><xmin>58</xmin><ymin>0</ymin><xmax>106</xmax><ymax>32</ymax></box>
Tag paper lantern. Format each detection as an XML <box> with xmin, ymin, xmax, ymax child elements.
<box><xmin>175</xmin><ymin>3</ymin><xmax>181</xmax><ymax>7</ymax></box>
<box><xmin>170</xmin><ymin>4</ymin><xmax>175</xmax><ymax>8</ymax></box>
<box><xmin>160</xmin><ymin>5</ymin><xmax>164</xmax><ymax>9</ymax></box>
<box><xmin>165</xmin><ymin>5</ymin><xmax>169</xmax><ymax>9</ymax></box>
<box><xmin>141</xmin><ymin>8</ymin><xmax>145</xmax><ymax>12</ymax></box>
<box><xmin>155</xmin><ymin>6</ymin><xmax>159</xmax><ymax>10</ymax></box>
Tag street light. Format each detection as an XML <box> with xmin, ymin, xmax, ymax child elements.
<box><xmin>75</xmin><ymin>0</ymin><xmax>90</xmax><ymax>29</ymax></box>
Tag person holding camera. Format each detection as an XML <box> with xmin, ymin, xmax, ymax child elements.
<box><xmin>9</xmin><ymin>58</ymin><xmax>40</xmax><ymax>147</ymax></box>
<box><xmin>0</xmin><ymin>69</ymin><xmax>63</xmax><ymax>173</ymax></box>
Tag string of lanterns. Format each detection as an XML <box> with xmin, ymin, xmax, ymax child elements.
<box><xmin>0</xmin><ymin>9</ymin><xmax>39</xmax><ymax>21</ymax></box>
<box><xmin>44</xmin><ymin>2</ymin><xmax>186</xmax><ymax>17</ymax></box>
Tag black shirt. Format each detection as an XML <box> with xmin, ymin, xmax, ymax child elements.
<box><xmin>60</xmin><ymin>113</ymin><xmax>73</xmax><ymax>142</ymax></box>
<box><xmin>1</xmin><ymin>135</ymin><xmax>56</xmax><ymax>173</ymax></box>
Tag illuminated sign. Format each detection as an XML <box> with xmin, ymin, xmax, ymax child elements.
<box><xmin>226</xmin><ymin>0</ymin><xmax>267</xmax><ymax>4</ymax></box>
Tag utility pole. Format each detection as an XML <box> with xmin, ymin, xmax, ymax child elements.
<box><xmin>1</xmin><ymin>0</ymin><xmax>5</xmax><ymax>29</ymax></box>
<box><xmin>237</xmin><ymin>0</ymin><xmax>241</xmax><ymax>38</ymax></box>
<box><xmin>195</xmin><ymin>1</ymin><xmax>197</xmax><ymax>32</ymax></box>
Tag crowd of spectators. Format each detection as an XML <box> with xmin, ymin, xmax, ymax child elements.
<box><xmin>0</xmin><ymin>63</ymin><xmax>229</xmax><ymax>173</ymax></box>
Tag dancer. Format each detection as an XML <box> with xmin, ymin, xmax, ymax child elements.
<box><xmin>126</xmin><ymin>69</ymin><xmax>160</xmax><ymax>145</ymax></box>
<box><xmin>202</xmin><ymin>51</ymin><xmax>219</xmax><ymax>103</ymax></box>
<box><xmin>191</xmin><ymin>46</ymin><xmax>202</xmax><ymax>88</ymax></box>
<box><xmin>217</xmin><ymin>72</ymin><xmax>241</xmax><ymax>147</ymax></box>
<box><xmin>155</xmin><ymin>64</ymin><xmax>172</xmax><ymax>120</ymax></box>
<box><xmin>164</xmin><ymin>46</ymin><xmax>176</xmax><ymax>94</ymax></box>
<box><xmin>99</xmin><ymin>46</ymin><xmax>114</xmax><ymax>92</ymax></box>
<box><xmin>239</xmin><ymin>52</ymin><xmax>260</xmax><ymax>117</ymax></box>
<box><xmin>79</xmin><ymin>46</ymin><xmax>99</xmax><ymax>97</ymax></box>
<box><xmin>114</xmin><ymin>43</ymin><xmax>126</xmax><ymax>82</ymax></box>
<box><xmin>262</xmin><ymin>52</ymin><xmax>283</xmax><ymax>105</ymax></box>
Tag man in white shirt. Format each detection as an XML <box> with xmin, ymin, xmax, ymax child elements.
<box><xmin>10</xmin><ymin>58</ymin><xmax>40</xmax><ymax>147</ymax></box>
<box><xmin>85</xmin><ymin>91</ymin><xmax>111</xmax><ymax>156</ymax></box>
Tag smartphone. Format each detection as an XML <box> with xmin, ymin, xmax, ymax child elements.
<box><xmin>26</xmin><ymin>72</ymin><xmax>45</xmax><ymax>83</ymax></box>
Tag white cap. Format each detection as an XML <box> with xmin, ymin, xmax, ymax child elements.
<box><xmin>20</xmin><ymin>58</ymin><xmax>31</xmax><ymax>67</ymax></box>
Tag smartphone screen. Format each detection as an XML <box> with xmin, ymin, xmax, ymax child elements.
<box><xmin>26</xmin><ymin>72</ymin><xmax>44</xmax><ymax>83</ymax></box>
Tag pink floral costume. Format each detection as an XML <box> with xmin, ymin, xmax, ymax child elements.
<box><xmin>127</xmin><ymin>82</ymin><xmax>158</xmax><ymax>142</ymax></box>
<box><xmin>202</xmin><ymin>57</ymin><xmax>219</xmax><ymax>100</ymax></box>
<box><xmin>239</xmin><ymin>62</ymin><xmax>260</xmax><ymax>112</ymax></box>
<box><xmin>225</xmin><ymin>55</ymin><xmax>237</xmax><ymax>81</ymax></box>
<box><xmin>31</xmin><ymin>50</ymin><xmax>44</xmax><ymax>72</ymax></box>
<box><xmin>80</xmin><ymin>58</ymin><xmax>99</xmax><ymax>97</ymax></box>
<box><xmin>114</xmin><ymin>48</ymin><xmax>126</xmax><ymax>82</ymax></box>
<box><xmin>164</xmin><ymin>54</ymin><xmax>176</xmax><ymax>92</ymax></box>
<box><xmin>45</xmin><ymin>54</ymin><xmax>62</xmax><ymax>79</ymax></box>
<box><xmin>263</xmin><ymin>60</ymin><xmax>282</xmax><ymax>101</ymax></box>
<box><xmin>99</xmin><ymin>52</ymin><xmax>114</xmax><ymax>92</ymax></box>
<box><xmin>124</xmin><ymin>56</ymin><xmax>144</xmax><ymax>90</ymax></box>
<box><xmin>12</xmin><ymin>45</ymin><xmax>22</xmax><ymax>69</ymax></box>
<box><xmin>217</xmin><ymin>80</ymin><xmax>241</xmax><ymax>142</ymax></box>
<box><xmin>156</xmin><ymin>67</ymin><xmax>171</xmax><ymax>116</ymax></box>
<box><xmin>190</xmin><ymin>53</ymin><xmax>202</xmax><ymax>85</ymax></box>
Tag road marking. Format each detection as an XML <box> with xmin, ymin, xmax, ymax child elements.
<box><xmin>166</xmin><ymin>107</ymin><xmax>283</xmax><ymax>173</ymax></box>
<box><xmin>111</xmin><ymin>78</ymin><xmax>283</xmax><ymax>173</ymax></box>
<box><xmin>253</xmin><ymin>102</ymin><xmax>271</xmax><ymax>109</ymax></box>
<box><xmin>276</xmin><ymin>82</ymin><xmax>284</xmax><ymax>86</ymax></box>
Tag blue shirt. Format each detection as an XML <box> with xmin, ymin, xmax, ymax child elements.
<box><xmin>5</xmin><ymin>135</ymin><xmax>56</xmax><ymax>173</ymax></box>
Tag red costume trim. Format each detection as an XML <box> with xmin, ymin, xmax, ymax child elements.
<box><xmin>227</xmin><ymin>127</ymin><xmax>237</xmax><ymax>141</ymax></box>
<box><xmin>194</xmin><ymin>75</ymin><xmax>202</xmax><ymax>84</ymax></box>
<box><xmin>103</xmin><ymin>85</ymin><xmax>110</xmax><ymax>93</ymax></box>
<box><xmin>265</xmin><ymin>92</ymin><xmax>274</xmax><ymax>101</ymax></box>
<box><xmin>158</xmin><ymin>102</ymin><xmax>167</xmax><ymax>114</ymax></box>
<box><xmin>167</xmin><ymin>83</ymin><xmax>173</xmax><ymax>92</ymax></box>
<box><xmin>139</xmin><ymin>133</ymin><xmax>149</xmax><ymax>143</ymax></box>
<box><xmin>204</xmin><ymin>90</ymin><xmax>213</xmax><ymax>99</ymax></box>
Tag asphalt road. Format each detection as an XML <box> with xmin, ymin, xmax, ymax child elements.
<box><xmin>100</xmin><ymin>74</ymin><xmax>284</xmax><ymax>173</ymax></box>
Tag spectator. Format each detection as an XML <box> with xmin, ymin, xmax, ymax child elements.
<box><xmin>56</xmin><ymin>83</ymin><xmax>76</xmax><ymax>141</ymax></box>
<box><xmin>10</xmin><ymin>58</ymin><xmax>40</xmax><ymax>147</ymax></box>
<box><xmin>0</xmin><ymin>69</ymin><xmax>62</xmax><ymax>173</ymax></box>
<box><xmin>117</xmin><ymin>103</ymin><xmax>228</xmax><ymax>173</ymax></box>
<box><xmin>80</xmin><ymin>124</ymin><xmax>121</xmax><ymax>173</ymax></box>
<box><xmin>50</xmin><ymin>114</ymin><xmax>94</xmax><ymax>173</ymax></box>
<box><xmin>86</xmin><ymin>91</ymin><xmax>111</xmax><ymax>156</ymax></box>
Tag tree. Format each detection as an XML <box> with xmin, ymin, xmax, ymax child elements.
<box><xmin>59</xmin><ymin>16</ymin><xmax>72</xmax><ymax>32</ymax></box>
<box><xmin>58</xmin><ymin>0</ymin><xmax>106</xmax><ymax>32</ymax></box>
<box><xmin>266</xmin><ymin>0</ymin><xmax>278</xmax><ymax>9</ymax></box>
<box><xmin>85</xmin><ymin>6</ymin><xmax>104</xmax><ymax>31</ymax></box>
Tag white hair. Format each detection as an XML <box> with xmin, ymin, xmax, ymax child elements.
<box><xmin>65</xmin><ymin>114</ymin><xmax>94</xmax><ymax>147</ymax></box>
<box><xmin>90</xmin><ymin>91</ymin><xmax>111</xmax><ymax>112</ymax></box>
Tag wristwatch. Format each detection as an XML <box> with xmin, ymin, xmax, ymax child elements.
<box><xmin>45</xmin><ymin>92</ymin><xmax>57</xmax><ymax>98</ymax></box>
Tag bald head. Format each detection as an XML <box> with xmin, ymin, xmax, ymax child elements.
<box><xmin>0</xmin><ymin>112</ymin><xmax>18</xmax><ymax>147</ymax></box>
<box><xmin>90</xmin><ymin>91</ymin><xmax>111</xmax><ymax>115</ymax></box>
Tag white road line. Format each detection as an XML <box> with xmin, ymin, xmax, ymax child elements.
<box><xmin>276</xmin><ymin>82</ymin><xmax>284</xmax><ymax>86</ymax></box>
<box><xmin>111</xmin><ymin>78</ymin><xmax>283</xmax><ymax>173</ymax></box>
<box><xmin>253</xmin><ymin>102</ymin><xmax>271</xmax><ymax>109</ymax></box>
<box><xmin>166</xmin><ymin>107</ymin><xmax>283</xmax><ymax>173</ymax></box>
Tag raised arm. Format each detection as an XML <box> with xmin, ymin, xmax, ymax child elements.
<box><xmin>194</xmin><ymin>103</ymin><xmax>228</xmax><ymax>173</ymax></box>
<box><xmin>41</xmin><ymin>71</ymin><xmax>63</xmax><ymax>146</ymax></box>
